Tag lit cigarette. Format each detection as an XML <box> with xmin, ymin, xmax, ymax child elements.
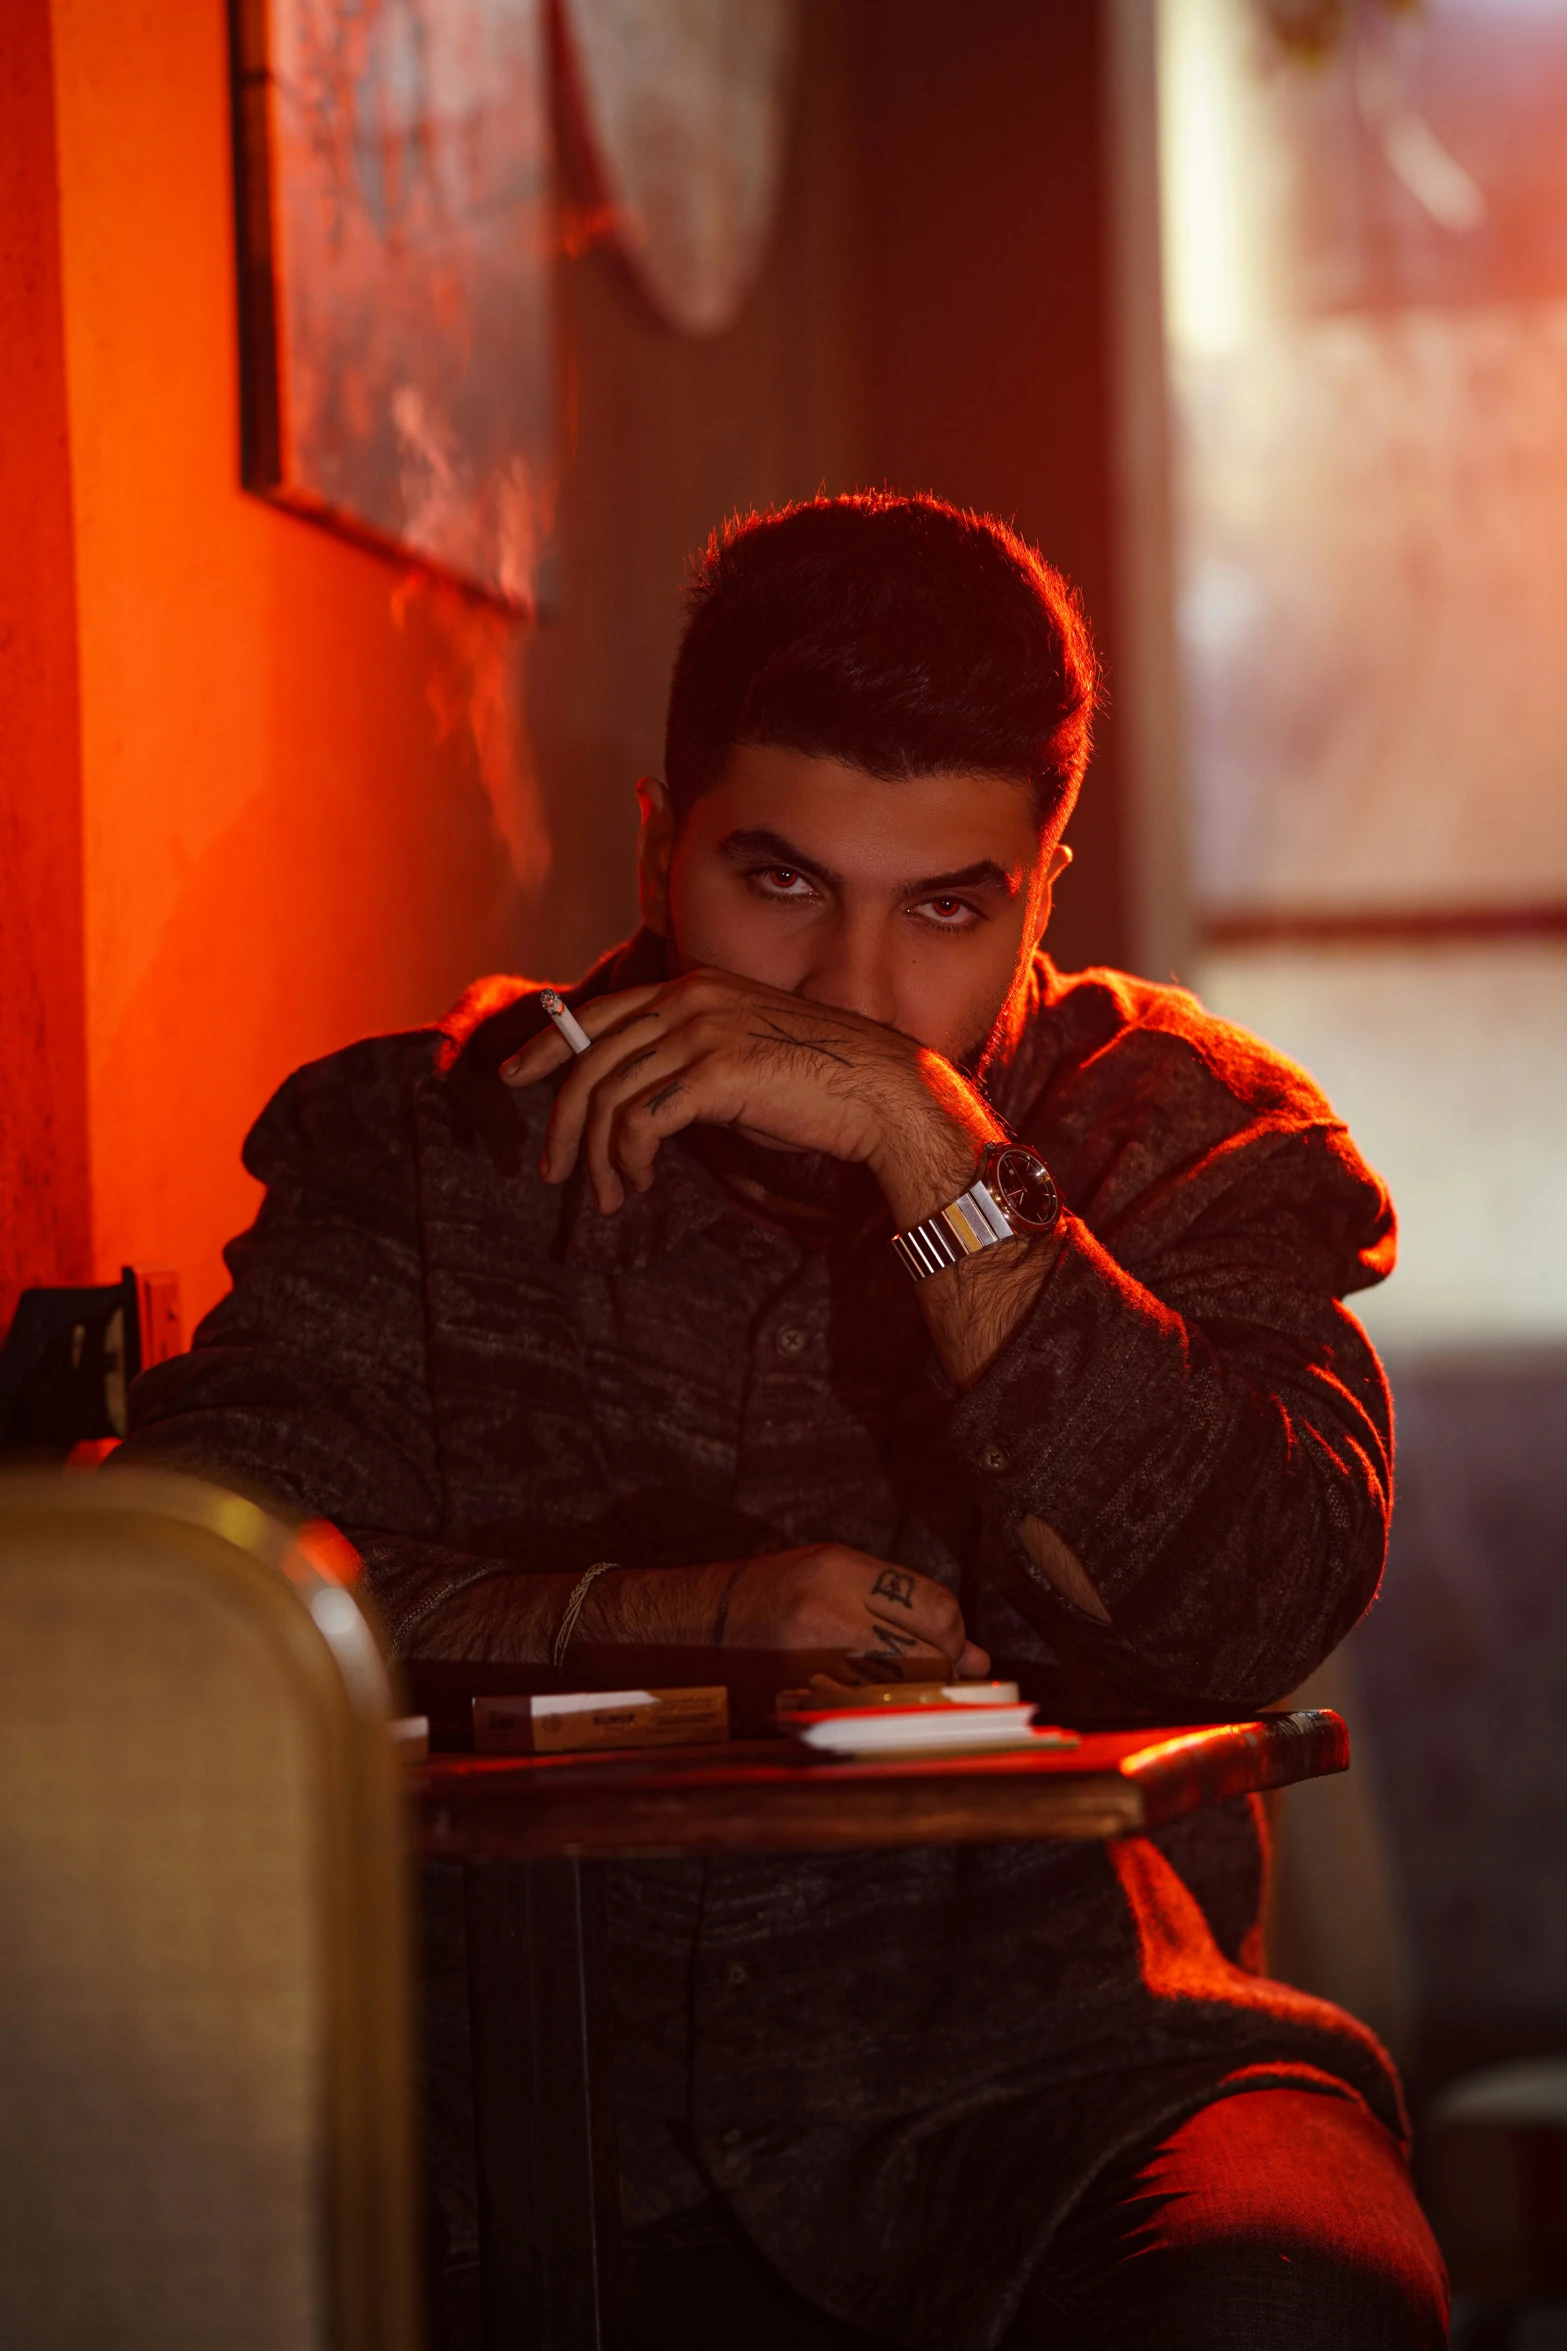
<box><xmin>540</xmin><ymin>988</ymin><xmax>592</xmax><ymax>1055</ymax></box>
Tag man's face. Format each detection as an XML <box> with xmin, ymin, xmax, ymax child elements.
<box><xmin>639</xmin><ymin>743</ymin><xmax>1068</xmax><ymax>1069</ymax></box>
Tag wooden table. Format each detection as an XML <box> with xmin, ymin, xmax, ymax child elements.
<box><xmin>412</xmin><ymin>1709</ymin><xmax>1348</xmax><ymax>2351</ymax></box>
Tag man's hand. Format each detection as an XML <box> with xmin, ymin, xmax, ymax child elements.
<box><xmin>500</xmin><ymin>968</ymin><xmax>999</xmax><ymax>1227</ymax></box>
<box><xmin>718</xmin><ymin>1541</ymin><xmax>990</xmax><ymax>1681</ymax></box>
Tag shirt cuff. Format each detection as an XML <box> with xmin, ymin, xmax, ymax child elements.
<box><xmin>942</xmin><ymin>1213</ymin><xmax>1192</xmax><ymax>1622</ymax></box>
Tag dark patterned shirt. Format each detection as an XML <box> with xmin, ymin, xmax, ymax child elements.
<box><xmin>121</xmin><ymin>930</ymin><xmax>1405</xmax><ymax>2348</ymax></box>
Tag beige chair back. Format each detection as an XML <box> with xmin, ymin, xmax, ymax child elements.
<box><xmin>0</xmin><ymin>1468</ymin><xmax>420</xmax><ymax>2350</ymax></box>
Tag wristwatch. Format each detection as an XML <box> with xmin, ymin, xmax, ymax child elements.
<box><xmin>891</xmin><ymin>1140</ymin><xmax>1062</xmax><ymax>1282</ymax></box>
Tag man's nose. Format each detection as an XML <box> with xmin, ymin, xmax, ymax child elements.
<box><xmin>792</xmin><ymin>913</ymin><xmax>899</xmax><ymax>1030</ymax></box>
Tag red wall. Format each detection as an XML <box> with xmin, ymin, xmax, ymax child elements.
<box><xmin>0</xmin><ymin>1</ymin><xmax>92</xmax><ymax>1332</ymax></box>
<box><xmin>48</xmin><ymin>0</ymin><xmax>542</xmax><ymax>1325</ymax></box>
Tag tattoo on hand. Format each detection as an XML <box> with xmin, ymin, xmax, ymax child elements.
<box><xmin>646</xmin><ymin>1081</ymin><xmax>684</xmax><ymax>1115</ymax></box>
<box><xmin>870</xmin><ymin>1567</ymin><xmax>916</xmax><ymax>1611</ymax></box>
<box><xmin>848</xmin><ymin>1653</ymin><xmax>905</xmax><ymax>1682</ymax></box>
<box><xmin>868</xmin><ymin>1620</ymin><xmax>919</xmax><ymax>1657</ymax></box>
<box><xmin>746</xmin><ymin>1014</ymin><xmax>855</xmax><ymax>1069</ymax></box>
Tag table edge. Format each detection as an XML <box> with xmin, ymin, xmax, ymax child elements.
<box><xmin>413</xmin><ymin>1708</ymin><xmax>1347</xmax><ymax>1862</ymax></box>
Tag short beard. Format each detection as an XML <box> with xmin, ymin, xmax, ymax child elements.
<box><xmin>691</xmin><ymin>1126</ymin><xmax>885</xmax><ymax>1235</ymax></box>
<box><xmin>690</xmin><ymin>1015</ymin><xmax>1004</xmax><ymax>1241</ymax></box>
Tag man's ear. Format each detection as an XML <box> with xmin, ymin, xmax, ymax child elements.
<box><xmin>1032</xmin><ymin>841</ymin><xmax>1073</xmax><ymax>947</ymax></box>
<box><xmin>636</xmin><ymin>776</ymin><xmax>675</xmax><ymax>937</ymax></box>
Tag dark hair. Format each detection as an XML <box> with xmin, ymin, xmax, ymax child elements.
<box><xmin>663</xmin><ymin>492</ymin><xmax>1100</xmax><ymax>833</ymax></box>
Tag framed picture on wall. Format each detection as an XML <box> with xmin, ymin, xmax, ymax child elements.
<box><xmin>231</xmin><ymin>0</ymin><xmax>554</xmax><ymax>611</ymax></box>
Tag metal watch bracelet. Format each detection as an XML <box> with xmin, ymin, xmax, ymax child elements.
<box><xmin>891</xmin><ymin>1175</ymin><xmax>1021</xmax><ymax>1282</ymax></box>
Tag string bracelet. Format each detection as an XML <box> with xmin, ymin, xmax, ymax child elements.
<box><xmin>552</xmin><ymin>1561</ymin><xmax>619</xmax><ymax>1679</ymax></box>
<box><xmin>711</xmin><ymin>1560</ymin><xmax>746</xmax><ymax>1651</ymax></box>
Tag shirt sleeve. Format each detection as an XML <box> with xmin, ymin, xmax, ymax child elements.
<box><xmin>946</xmin><ymin>1118</ymin><xmax>1396</xmax><ymax>1713</ymax></box>
<box><xmin>114</xmin><ymin>1034</ymin><xmax>520</xmax><ymax>1654</ymax></box>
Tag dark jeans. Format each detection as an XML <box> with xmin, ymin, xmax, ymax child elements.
<box><xmin>620</xmin><ymin>2089</ymin><xmax>1450</xmax><ymax>2351</ymax></box>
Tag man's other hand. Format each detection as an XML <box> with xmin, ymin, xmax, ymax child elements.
<box><xmin>498</xmin><ymin>969</ymin><xmax>998</xmax><ymax>1225</ymax></box>
<box><xmin>718</xmin><ymin>1541</ymin><xmax>990</xmax><ymax>1683</ymax></box>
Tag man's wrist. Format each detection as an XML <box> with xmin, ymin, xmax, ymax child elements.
<box><xmin>576</xmin><ymin>1558</ymin><xmax>746</xmax><ymax>1650</ymax></box>
<box><xmin>866</xmin><ymin>1053</ymin><xmax>1005</xmax><ymax>1229</ymax></box>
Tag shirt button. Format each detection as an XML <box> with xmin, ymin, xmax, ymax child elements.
<box><xmin>979</xmin><ymin>1442</ymin><xmax>1010</xmax><ymax>1474</ymax></box>
<box><xmin>726</xmin><ymin>1962</ymin><xmax>750</xmax><ymax>1988</ymax></box>
<box><xmin>775</xmin><ymin>1326</ymin><xmax>808</xmax><ymax>1357</ymax></box>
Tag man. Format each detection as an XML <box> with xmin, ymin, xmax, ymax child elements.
<box><xmin>122</xmin><ymin>495</ymin><xmax>1447</xmax><ymax>2346</ymax></box>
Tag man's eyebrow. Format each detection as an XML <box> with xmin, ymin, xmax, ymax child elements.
<box><xmin>718</xmin><ymin>828</ymin><xmax>845</xmax><ymax>888</ymax></box>
<box><xmin>898</xmin><ymin>859</ymin><xmax>1020</xmax><ymax>899</ymax></box>
<box><xmin>718</xmin><ymin>831</ymin><xmax>1021</xmax><ymax>901</ymax></box>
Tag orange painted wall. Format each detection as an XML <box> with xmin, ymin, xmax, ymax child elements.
<box><xmin>0</xmin><ymin>0</ymin><xmax>92</xmax><ymax>1332</ymax></box>
<box><xmin>36</xmin><ymin>0</ymin><xmax>864</xmax><ymax>1335</ymax></box>
<box><xmin>49</xmin><ymin>0</ymin><xmax>539</xmax><ymax>1326</ymax></box>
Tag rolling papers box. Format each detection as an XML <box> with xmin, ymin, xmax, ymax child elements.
<box><xmin>473</xmin><ymin>1686</ymin><xmax>730</xmax><ymax>1755</ymax></box>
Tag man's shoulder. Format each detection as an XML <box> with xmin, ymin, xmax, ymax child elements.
<box><xmin>243</xmin><ymin>984</ymin><xmax>545</xmax><ymax>1190</ymax></box>
<box><xmin>1024</xmin><ymin>959</ymin><xmax>1335</xmax><ymax>1133</ymax></box>
<box><xmin>1016</xmin><ymin>960</ymin><xmax>1394</xmax><ymax>1293</ymax></box>
<box><xmin>243</xmin><ymin>939</ymin><xmax>650</xmax><ymax>1191</ymax></box>
<box><xmin>240</xmin><ymin>1023</ymin><xmax>451</xmax><ymax>1194</ymax></box>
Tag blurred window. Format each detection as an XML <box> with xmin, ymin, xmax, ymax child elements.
<box><xmin>1158</xmin><ymin>0</ymin><xmax>1567</xmax><ymax>1348</ymax></box>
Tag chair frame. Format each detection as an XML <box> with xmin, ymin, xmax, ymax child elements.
<box><xmin>0</xmin><ymin>1466</ymin><xmax>422</xmax><ymax>2351</ymax></box>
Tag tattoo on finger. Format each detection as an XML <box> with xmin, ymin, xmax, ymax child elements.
<box><xmin>646</xmin><ymin>1081</ymin><xmax>684</xmax><ymax>1115</ymax></box>
<box><xmin>868</xmin><ymin>1620</ymin><xmax>920</xmax><ymax>1656</ymax></box>
<box><xmin>870</xmin><ymin>1567</ymin><xmax>916</xmax><ymax>1611</ymax></box>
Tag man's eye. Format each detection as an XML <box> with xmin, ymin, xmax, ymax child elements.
<box><xmin>914</xmin><ymin>896</ymin><xmax>979</xmax><ymax>928</ymax></box>
<box><xmin>754</xmin><ymin>867</ymin><xmax>815</xmax><ymax>899</ymax></box>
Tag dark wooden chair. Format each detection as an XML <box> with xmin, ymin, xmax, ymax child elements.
<box><xmin>0</xmin><ymin>1265</ymin><xmax>182</xmax><ymax>1456</ymax></box>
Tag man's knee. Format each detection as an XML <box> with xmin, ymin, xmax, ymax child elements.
<box><xmin>1112</xmin><ymin>2230</ymin><xmax>1449</xmax><ymax>2351</ymax></box>
<box><xmin>1019</xmin><ymin>2088</ymin><xmax>1449</xmax><ymax>2350</ymax></box>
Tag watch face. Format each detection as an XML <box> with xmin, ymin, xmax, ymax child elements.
<box><xmin>987</xmin><ymin>1145</ymin><xmax>1061</xmax><ymax>1234</ymax></box>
